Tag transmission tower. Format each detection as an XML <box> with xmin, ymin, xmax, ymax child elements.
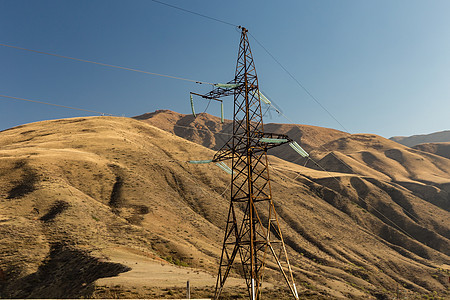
<box><xmin>192</xmin><ymin>27</ymin><xmax>299</xmax><ymax>300</ymax></box>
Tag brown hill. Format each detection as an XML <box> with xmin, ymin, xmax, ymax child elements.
<box><xmin>136</xmin><ymin>110</ymin><xmax>450</xmax><ymax>212</ymax></box>
<box><xmin>413</xmin><ymin>142</ymin><xmax>450</xmax><ymax>160</ymax></box>
<box><xmin>134</xmin><ymin>110</ymin><xmax>350</xmax><ymax>164</ymax></box>
<box><xmin>133</xmin><ymin>110</ymin><xmax>350</xmax><ymax>152</ymax></box>
<box><xmin>0</xmin><ymin>116</ymin><xmax>449</xmax><ymax>299</ymax></box>
<box><xmin>309</xmin><ymin>136</ymin><xmax>450</xmax><ymax>224</ymax></box>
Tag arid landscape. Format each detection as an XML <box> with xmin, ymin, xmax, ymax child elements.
<box><xmin>0</xmin><ymin>111</ymin><xmax>449</xmax><ymax>299</ymax></box>
<box><xmin>390</xmin><ymin>130</ymin><xmax>450</xmax><ymax>147</ymax></box>
<box><xmin>390</xmin><ymin>131</ymin><xmax>450</xmax><ymax>160</ymax></box>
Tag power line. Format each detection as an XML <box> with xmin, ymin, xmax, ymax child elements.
<box><xmin>259</xmin><ymin>102</ymin><xmax>424</xmax><ymax>227</ymax></box>
<box><xmin>137</xmin><ymin>148</ymin><xmax>423</xmax><ymax>259</ymax></box>
<box><xmin>150</xmin><ymin>0</ymin><xmax>352</xmax><ymax>137</ymax></box>
<box><xmin>268</xmin><ymin>161</ymin><xmax>422</xmax><ymax>258</ymax></box>
<box><xmin>248</xmin><ymin>33</ymin><xmax>351</xmax><ymax>133</ymax></box>
<box><xmin>267</xmin><ymin>157</ymin><xmax>417</xmax><ymax>240</ymax></box>
<box><xmin>155</xmin><ymin>114</ymin><xmax>423</xmax><ymax>238</ymax></box>
<box><xmin>139</xmin><ymin>0</ymin><xmax>359</xmax><ymax>191</ymax></box>
<box><xmin>300</xmin><ymin>157</ymin><xmax>416</xmax><ymax>240</ymax></box>
<box><xmin>2</xmin><ymin>76</ymin><xmax>410</xmax><ymax>235</ymax></box>
<box><xmin>0</xmin><ymin>94</ymin><xmax>115</xmax><ymax>116</ymax></box>
<box><xmin>0</xmin><ymin>0</ymin><xmax>424</xmax><ymax>239</ymax></box>
<box><xmin>156</xmin><ymin>110</ymin><xmax>423</xmax><ymax>238</ymax></box>
<box><xmin>0</xmin><ymin>43</ymin><xmax>214</xmax><ymax>86</ymax></box>
<box><xmin>150</xmin><ymin>0</ymin><xmax>239</xmax><ymax>28</ymax></box>
<box><xmin>0</xmin><ymin>90</ymin><xmax>425</xmax><ymax>247</ymax></box>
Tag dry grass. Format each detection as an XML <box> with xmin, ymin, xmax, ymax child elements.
<box><xmin>0</xmin><ymin>114</ymin><xmax>449</xmax><ymax>299</ymax></box>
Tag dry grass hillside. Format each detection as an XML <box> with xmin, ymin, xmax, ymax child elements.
<box><xmin>0</xmin><ymin>115</ymin><xmax>449</xmax><ymax>299</ymax></box>
<box><xmin>413</xmin><ymin>142</ymin><xmax>450</xmax><ymax>160</ymax></box>
<box><xmin>134</xmin><ymin>110</ymin><xmax>349</xmax><ymax>153</ymax></box>
<box><xmin>390</xmin><ymin>130</ymin><xmax>450</xmax><ymax>147</ymax></box>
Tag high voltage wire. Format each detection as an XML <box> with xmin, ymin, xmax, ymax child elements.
<box><xmin>117</xmin><ymin>1</ymin><xmax>360</xmax><ymax>217</ymax></box>
<box><xmin>0</xmin><ymin>90</ymin><xmax>421</xmax><ymax>238</ymax></box>
<box><xmin>248</xmin><ymin>33</ymin><xmax>351</xmax><ymax>134</ymax></box>
<box><xmin>127</xmin><ymin>118</ymin><xmax>419</xmax><ymax>241</ymax></box>
<box><xmin>0</xmin><ymin>43</ymin><xmax>214</xmax><ymax>86</ymax></box>
<box><xmin>0</xmin><ymin>1</ymin><xmax>425</xmax><ymax>243</ymax></box>
<box><xmin>0</xmin><ymin>94</ymin><xmax>116</xmax><ymax>116</ymax></box>
<box><xmin>151</xmin><ymin>0</ymin><xmax>351</xmax><ymax>133</ymax></box>
<box><xmin>0</xmin><ymin>91</ymin><xmax>423</xmax><ymax>243</ymax></box>
<box><xmin>150</xmin><ymin>0</ymin><xmax>239</xmax><ymax>28</ymax></box>
<box><xmin>162</xmin><ymin>115</ymin><xmax>424</xmax><ymax>238</ymax></box>
<box><xmin>1</xmin><ymin>2</ymin><xmax>349</xmax><ymax>133</ymax></box>
<box><xmin>156</xmin><ymin>115</ymin><xmax>424</xmax><ymax>235</ymax></box>
<box><xmin>264</xmin><ymin>104</ymin><xmax>425</xmax><ymax>229</ymax></box>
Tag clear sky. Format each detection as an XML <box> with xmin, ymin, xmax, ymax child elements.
<box><xmin>1</xmin><ymin>0</ymin><xmax>449</xmax><ymax>138</ymax></box>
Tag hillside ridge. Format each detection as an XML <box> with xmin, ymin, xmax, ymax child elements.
<box><xmin>0</xmin><ymin>115</ymin><xmax>449</xmax><ymax>299</ymax></box>
<box><xmin>390</xmin><ymin>130</ymin><xmax>450</xmax><ymax>147</ymax></box>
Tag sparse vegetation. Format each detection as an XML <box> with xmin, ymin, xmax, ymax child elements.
<box><xmin>0</xmin><ymin>114</ymin><xmax>449</xmax><ymax>299</ymax></box>
<box><xmin>163</xmin><ymin>256</ymin><xmax>189</xmax><ymax>267</ymax></box>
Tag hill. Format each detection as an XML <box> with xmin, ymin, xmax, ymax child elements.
<box><xmin>413</xmin><ymin>142</ymin><xmax>450</xmax><ymax>160</ymax></box>
<box><xmin>134</xmin><ymin>109</ymin><xmax>350</xmax><ymax>162</ymax></box>
<box><xmin>137</xmin><ymin>111</ymin><xmax>450</xmax><ymax>211</ymax></box>
<box><xmin>0</xmin><ymin>116</ymin><xmax>449</xmax><ymax>299</ymax></box>
<box><xmin>390</xmin><ymin>130</ymin><xmax>450</xmax><ymax>147</ymax></box>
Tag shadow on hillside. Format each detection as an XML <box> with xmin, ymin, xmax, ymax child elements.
<box><xmin>1</xmin><ymin>243</ymin><xmax>130</xmax><ymax>298</ymax></box>
<box><xmin>7</xmin><ymin>161</ymin><xmax>39</xmax><ymax>199</ymax></box>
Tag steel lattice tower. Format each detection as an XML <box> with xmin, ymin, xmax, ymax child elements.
<box><xmin>193</xmin><ymin>27</ymin><xmax>299</xmax><ymax>300</ymax></box>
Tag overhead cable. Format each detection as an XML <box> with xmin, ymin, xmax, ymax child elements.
<box><xmin>0</xmin><ymin>94</ymin><xmax>115</xmax><ymax>116</ymax></box>
<box><xmin>150</xmin><ymin>0</ymin><xmax>239</xmax><ymax>28</ymax></box>
<box><xmin>0</xmin><ymin>43</ymin><xmax>214</xmax><ymax>86</ymax></box>
<box><xmin>148</xmin><ymin>0</ymin><xmax>352</xmax><ymax>135</ymax></box>
<box><xmin>170</xmin><ymin>111</ymin><xmax>422</xmax><ymax>238</ymax></box>
<box><xmin>248</xmin><ymin>33</ymin><xmax>350</xmax><ymax>133</ymax></box>
<box><xmin>302</xmin><ymin>156</ymin><xmax>416</xmax><ymax>239</ymax></box>
<box><xmin>261</xmin><ymin>99</ymin><xmax>424</xmax><ymax>228</ymax></box>
<box><xmin>0</xmin><ymin>90</ymin><xmax>420</xmax><ymax>242</ymax></box>
<box><xmin>167</xmin><ymin>117</ymin><xmax>424</xmax><ymax>231</ymax></box>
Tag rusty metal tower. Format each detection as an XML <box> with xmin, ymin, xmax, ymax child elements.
<box><xmin>192</xmin><ymin>27</ymin><xmax>299</xmax><ymax>300</ymax></box>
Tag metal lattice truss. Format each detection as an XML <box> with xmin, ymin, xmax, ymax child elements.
<box><xmin>193</xmin><ymin>27</ymin><xmax>299</xmax><ymax>300</ymax></box>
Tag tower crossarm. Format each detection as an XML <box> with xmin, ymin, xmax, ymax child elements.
<box><xmin>212</xmin><ymin>132</ymin><xmax>292</xmax><ymax>162</ymax></box>
<box><xmin>198</xmin><ymin>80</ymin><xmax>240</xmax><ymax>100</ymax></box>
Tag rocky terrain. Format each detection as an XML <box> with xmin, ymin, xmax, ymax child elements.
<box><xmin>0</xmin><ymin>112</ymin><xmax>449</xmax><ymax>299</ymax></box>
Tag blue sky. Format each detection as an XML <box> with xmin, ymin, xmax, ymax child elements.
<box><xmin>1</xmin><ymin>0</ymin><xmax>449</xmax><ymax>138</ymax></box>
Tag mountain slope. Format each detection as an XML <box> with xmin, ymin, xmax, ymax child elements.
<box><xmin>309</xmin><ymin>134</ymin><xmax>450</xmax><ymax>213</ymax></box>
<box><xmin>413</xmin><ymin>142</ymin><xmax>450</xmax><ymax>159</ymax></box>
<box><xmin>390</xmin><ymin>130</ymin><xmax>450</xmax><ymax>147</ymax></box>
<box><xmin>134</xmin><ymin>110</ymin><xmax>350</xmax><ymax>152</ymax></box>
<box><xmin>0</xmin><ymin>116</ymin><xmax>449</xmax><ymax>299</ymax></box>
<box><xmin>137</xmin><ymin>110</ymin><xmax>450</xmax><ymax>212</ymax></box>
